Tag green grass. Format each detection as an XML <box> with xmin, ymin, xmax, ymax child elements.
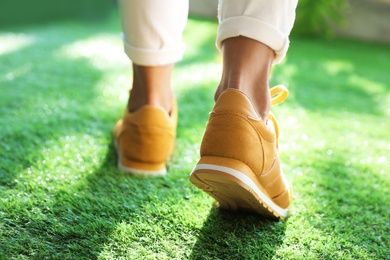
<box><xmin>1</xmin><ymin>11</ymin><xmax>389</xmax><ymax>260</ymax></box>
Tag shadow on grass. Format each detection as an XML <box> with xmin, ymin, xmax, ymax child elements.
<box><xmin>190</xmin><ymin>209</ymin><xmax>286</xmax><ymax>259</ymax></box>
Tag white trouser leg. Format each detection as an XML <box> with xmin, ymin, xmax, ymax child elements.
<box><xmin>119</xmin><ymin>0</ymin><xmax>189</xmax><ymax>66</ymax></box>
<box><xmin>217</xmin><ymin>0</ymin><xmax>298</xmax><ymax>64</ymax></box>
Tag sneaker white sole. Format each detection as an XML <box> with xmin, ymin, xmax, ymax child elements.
<box><xmin>117</xmin><ymin>162</ymin><xmax>166</xmax><ymax>176</ymax></box>
<box><xmin>190</xmin><ymin>159</ymin><xmax>288</xmax><ymax>219</ymax></box>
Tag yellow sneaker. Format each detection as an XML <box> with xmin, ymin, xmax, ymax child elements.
<box><xmin>190</xmin><ymin>86</ymin><xmax>292</xmax><ymax>219</ymax></box>
<box><xmin>113</xmin><ymin>100</ymin><xmax>177</xmax><ymax>176</ymax></box>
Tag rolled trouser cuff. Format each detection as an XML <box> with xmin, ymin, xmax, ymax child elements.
<box><xmin>119</xmin><ymin>0</ymin><xmax>188</xmax><ymax>66</ymax></box>
<box><xmin>217</xmin><ymin>16</ymin><xmax>289</xmax><ymax>64</ymax></box>
<box><xmin>122</xmin><ymin>34</ymin><xmax>186</xmax><ymax>66</ymax></box>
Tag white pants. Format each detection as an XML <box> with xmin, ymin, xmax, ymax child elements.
<box><xmin>119</xmin><ymin>0</ymin><xmax>298</xmax><ymax>66</ymax></box>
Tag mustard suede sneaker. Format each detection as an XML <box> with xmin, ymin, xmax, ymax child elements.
<box><xmin>113</xmin><ymin>100</ymin><xmax>177</xmax><ymax>176</ymax></box>
<box><xmin>190</xmin><ymin>85</ymin><xmax>292</xmax><ymax>219</ymax></box>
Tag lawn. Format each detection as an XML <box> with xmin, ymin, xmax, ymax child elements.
<box><xmin>1</xmin><ymin>10</ymin><xmax>389</xmax><ymax>260</ymax></box>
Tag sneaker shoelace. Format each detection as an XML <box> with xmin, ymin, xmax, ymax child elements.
<box><xmin>268</xmin><ymin>85</ymin><xmax>289</xmax><ymax>144</ymax></box>
<box><xmin>270</xmin><ymin>85</ymin><xmax>289</xmax><ymax>106</ymax></box>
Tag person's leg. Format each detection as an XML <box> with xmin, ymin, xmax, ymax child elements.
<box><xmin>190</xmin><ymin>0</ymin><xmax>298</xmax><ymax>219</ymax></box>
<box><xmin>216</xmin><ymin>0</ymin><xmax>298</xmax><ymax>121</ymax></box>
<box><xmin>114</xmin><ymin>0</ymin><xmax>188</xmax><ymax>175</ymax></box>
<box><xmin>119</xmin><ymin>0</ymin><xmax>188</xmax><ymax>113</ymax></box>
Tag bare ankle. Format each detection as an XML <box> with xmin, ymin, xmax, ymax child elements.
<box><xmin>216</xmin><ymin>36</ymin><xmax>274</xmax><ymax>120</ymax></box>
<box><xmin>127</xmin><ymin>63</ymin><xmax>174</xmax><ymax>113</ymax></box>
<box><xmin>128</xmin><ymin>87</ymin><xmax>173</xmax><ymax>113</ymax></box>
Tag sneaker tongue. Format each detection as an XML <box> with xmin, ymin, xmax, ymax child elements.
<box><xmin>214</xmin><ymin>89</ymin><xmax>260</xmax><ymax>119</ymax></box>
